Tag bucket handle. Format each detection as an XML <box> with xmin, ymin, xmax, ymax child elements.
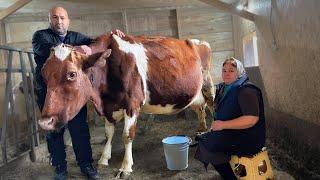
<box><xmin>176</xmin><ymin>135</ymin><xmax>192</xmax><ymax>145</ymax></box>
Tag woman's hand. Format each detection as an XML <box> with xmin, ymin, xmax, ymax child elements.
<box><xmin>210</xmin><ymin>120</ymin><xmax>225</xmax><ymax>131</ymax></box>
<box><xmin>111</xmin><ymin>29</ymin><xmax>125</xmax><ymax>38</ymax></box>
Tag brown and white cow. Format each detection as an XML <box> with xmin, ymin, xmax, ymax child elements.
<box><xmin>38</xmin><ymin>33</ymin><xmax>215</xmax><ymax>177</ymax></box>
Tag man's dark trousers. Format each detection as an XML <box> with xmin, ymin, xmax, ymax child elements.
<box><xmin>37</xmin><ymin>89</ymin><xmax>93</xmax><ymax>168</ymax></box>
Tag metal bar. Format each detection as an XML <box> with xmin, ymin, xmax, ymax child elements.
<box><xmin>26</xmin><ymin>52</ymin><xmax>39</xmax><ymax>146</ymax></box>
<box><xmin>8</xmin><ymin>84</ymin><xmax>19</xmax><ymax>151</ymax></box>
<box><xmin>0</xmin><ymin>149</ymin><xmax>31</xmax><ymax>168</ymax></box>
<box><xmin>0</xmin><ymin>45</ymin><xmax>23</xmax><ymax>52</ymax></box>
<box><xmin>28</xmin><ymin>72</ymin><xmax>39</xmax><ymax>147</ymax></box>
<box><xmin>27</xmin><ymin>52</ymin><xmax>36</xmax><ymax>74</ymax></box>
<box><xmin>1</xmin><ymin>50</ymin><xmax>13</xmax><ymax>164</ymax></box>
<box><xmin>0</xmin><ymin>68</ymin><xmax>33</xmax><ymax>73</ymax></box>
<box><xmin>0</xmin><ymin>46</ymin><xmax>33</xmax><ymax>53</ymax></box>
<box><xmin>19</xmin><ymin>51</ymin><xmax>36</xmax><ymax>162</ymax></box>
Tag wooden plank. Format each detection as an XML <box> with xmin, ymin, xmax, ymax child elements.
<box><xmin>0</xmin><ymin>0</ymin><xmax>32</xmax><ymax>20</ymax></box>
<box><xmin>127</xmin><ymin>9</ymin><xmax>177</xmax><ymax>37</ymax></box>
<box><xmin>3</xmin><ymin>13</ymin><xmax>47</xmax><ymax>23</ymax></box>
<box><xmin>130</xmin><ymin>29</ymin><xmax>176</xmax><ymax>37</ymax></box>
<box><xmin>180</xmin><ymin>21</ymin><xmax>232</xmax><ymax>35</ymax></box>
<box><xmin>198</xmin><ymin>0</ymin><xmax>255</xmax><ymax>21</ymax></box>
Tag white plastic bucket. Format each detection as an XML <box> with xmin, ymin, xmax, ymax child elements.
<box><xmin>162</xmin><ymin>135</ymin><xmax>192</xmax><ymax>170</ymax></box>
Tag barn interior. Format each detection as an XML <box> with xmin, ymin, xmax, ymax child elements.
<box><xmin>0</xmin><ymin>0</ymin><xmax>319</xmax><ymax>179</ymax></box>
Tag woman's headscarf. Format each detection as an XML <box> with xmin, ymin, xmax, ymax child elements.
<box><xmin>223</xmin><ymin>57</ymin><xmax>246</xmax><ymax>78</ymax></box>
<box><xmin>234</xmin><ymin>58</ymin><xmax>246</xmax><ymax>78</ymax></box>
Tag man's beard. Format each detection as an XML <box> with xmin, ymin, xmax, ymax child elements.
<box><xmin>51</xmin><ymin>25</ymin><xmax>67</xmax><ymax>35</ymax></box>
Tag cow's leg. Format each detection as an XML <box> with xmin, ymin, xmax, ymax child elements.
<box><xmin>116</xmin><ymin>113</ymin><xmax>137</xmax><ymax>178</ymax></box>
<box><xmin>202</xmin><ymin>71</ymin><xmax>215</xmax><ymax>114</ymax></box>
<box><xmin>191</xmin><ymin>105</ymin><xmax>207</xmax><ymax>133</ymax></box>
<box><xmin>98</xmin><ymin>118</ymin><xmax>115</xmax><ymax>167</ymax></box>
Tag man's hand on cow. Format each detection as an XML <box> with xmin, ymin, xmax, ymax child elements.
<box><xmin>74</xmin><ymin>45</ymin><xmax>92</xmax><ymax>55</ymax></box>
<box><xmin>210</xmin><ymin>120</ymin><xmax>225</xmax><ymax>131</ymax></box>
<box><xmin>111</xmin><ymin>29</ymin><xmax>125</xmax><ymax>38</ymax></box>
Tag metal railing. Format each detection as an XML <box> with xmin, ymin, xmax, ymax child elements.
<box><xmin>0</xmin><ymin>45</ymin><xmax>39</xmax><ymax>166</ymax></box>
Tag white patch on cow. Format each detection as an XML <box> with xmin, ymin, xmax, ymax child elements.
<box><xmin>121</xmin><ymin>141</ymin><xmax>133</xmax><ymax>173</ymax></box>
<box><xmin>53</xmin><ymin>44</ymin><xmax>72</xmax><ymax>61</ymax></box>
<box><xmin>98</xmin><ymin>120</ymin><xmax>115</xmax><ymax>166</ymax></box>
<box><xmin>141</xmin><ymin>103</ymin><xmax>177</xmax><ymax>114</ymax></box>
<box><xmin>124</xmin><ymin>113</ymin><xmax>136</xmax><ymax>134</ymax></box>
<box><xmin>112</xmin><ymin>109</ymin><xmax>124</xmax><ymax>122</ymax></box>
<box><xmin>190</xmin><ymin>39</ymin><xmax>211</xmax><ymax>49</ymax></box>
<box><xmin>120</xmin><ymin>112</ymin><xmax>136</xmax><ymax>173</ymax></box>
<box><xmin>113</xmin><ymin>35</ymin><xmax>149</xmax><ymax>104</ymax></box>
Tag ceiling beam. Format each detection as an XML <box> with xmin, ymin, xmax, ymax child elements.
<box><xmin>0</xmin><ymin>0</ymin><xmax>32</xmax><ymax>20</ymax></box>
<box><xmin>198</xmin><ymin>0</ymin><xmax>255</xmax><ymax>21</ymax></box>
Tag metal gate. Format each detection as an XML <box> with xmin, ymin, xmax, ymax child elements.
<box><xmin>0</xmin><ymin>45</ymin><xmax>39</xmax><ymax>167</ymax></box>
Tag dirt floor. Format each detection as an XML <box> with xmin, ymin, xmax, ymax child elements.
<box><xmin>0</xmin><ymin>112</ymin><xmax>296</xmax><ymax>179</ymax></box>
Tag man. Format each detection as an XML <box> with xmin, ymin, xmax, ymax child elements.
<box><xmin>32</xmin><ymin>6</ymin><xmax>124</xmax><ymax>180</ymax></box>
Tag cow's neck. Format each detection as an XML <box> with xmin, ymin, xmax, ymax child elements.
<box><xmin>86</xmin><ymin>66</ymin><xmax>107</xmax><ymax>116</ymax></box>
<box><xmin>90</xmin><ymin>33</ymin><xmax>113</xmax><ymax>54</ymax></box>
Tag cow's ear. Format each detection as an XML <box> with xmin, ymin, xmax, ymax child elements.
<box><xmin>82</xmin><ymin>49</ymin><xmax>112</xmax><ymax>70</ymax></box>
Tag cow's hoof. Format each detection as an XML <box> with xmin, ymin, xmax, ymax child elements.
<box><xmin>98</xmin><ymin>158</ymin><xmax>109</xmax><ymax>167</ymax></box>
<box><xmin>98</xmin><ymin>164</ymin><xmax>108</xmax><ymax>171</ymax></box>
<box><xmin>115</xmin><ymin>171</ymin><xmax>131</xmax><ymax>179</ymax></box>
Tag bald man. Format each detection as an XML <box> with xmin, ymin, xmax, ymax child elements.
<box><xmin>32</xmin><ymin>6</ymin><xmax>97</xmax><ymax>180</ymax></box>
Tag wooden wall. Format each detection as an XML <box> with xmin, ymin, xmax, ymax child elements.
<box><xmin>178</xmin><ymin>7</ymin><xmax>234</xmax><ymax>81</ymax></box>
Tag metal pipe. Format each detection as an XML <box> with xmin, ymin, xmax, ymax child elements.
<box><xmin>1</xmin><ymin>50</ymin><xmax>13</xmax><ymax>164</ymax></box>
<box><xmin>19</xmin><ymin>51</ymin><xmax>36</xmax><ymax>162</ymax></box>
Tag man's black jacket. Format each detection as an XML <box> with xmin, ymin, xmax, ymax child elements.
<box><xmin>32</xmin><ymin>28</ymin><xmax>92</xmax><ymax>92</ymax></box>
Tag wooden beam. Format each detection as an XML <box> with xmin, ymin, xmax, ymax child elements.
<box><xmin>198</xmin><ymin>0</ymin><xmax>255</xmax><ymax>21</ymax></box>
<box><xmin>0</xmin><ymin>0</ymin><xmax>32</xmax><ymax>20</ymax></box>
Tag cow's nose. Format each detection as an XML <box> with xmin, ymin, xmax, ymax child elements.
<box><xmin>38</xmin><ymin>116</ymin><xmax>56</xmax><ymax>130</ymax></box>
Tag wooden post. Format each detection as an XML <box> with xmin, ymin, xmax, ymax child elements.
<box><xmin>121</xmin><ymin>9</ymin><xmax>129</xmax><ymax>34</ymax></box>
<box><xmin>0</xmin><ymin>21</ymin><xmax>6</xmax><ymax>45</ymax></box>
<box><xmin>175</xmin><ymin>8</ymin><xmax>182</xmax><ymax>39</ymax></box>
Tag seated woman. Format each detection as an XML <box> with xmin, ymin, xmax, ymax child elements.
<box><xmin>195</xmin><ymin>58</ymin><xmax>266</xmax><ymax>180</ymax></box>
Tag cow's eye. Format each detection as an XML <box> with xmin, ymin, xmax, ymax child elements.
<box><xmin>67</xmin><ymin>72</ymin><xmax>77</xmax><ymax>81</ymax></box>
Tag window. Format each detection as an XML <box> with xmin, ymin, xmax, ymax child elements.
<box><xmin>243</xmin><ymin>31</ymin><xmax>259</xmax><ymax>67</ymax></box>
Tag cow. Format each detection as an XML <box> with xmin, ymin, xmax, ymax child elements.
<box><xmin>38</xmin><ymin>33</ymin><xmax>215</xmax><ymax>178</ymax></box>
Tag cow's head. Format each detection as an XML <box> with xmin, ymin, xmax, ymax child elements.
<box><xmin>38</xmin><ymin>44</ymin><xmax>111</xmax><ymax>130</ymax></box>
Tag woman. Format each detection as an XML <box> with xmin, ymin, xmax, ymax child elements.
<box><xmin>195</xmin><ymin>58</ymin><xmax>266</xmax><ymax>180</ymax></box>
